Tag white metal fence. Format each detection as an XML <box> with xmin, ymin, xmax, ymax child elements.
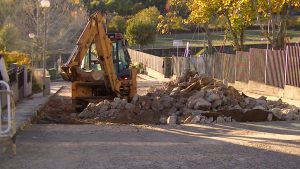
<box><xmin>0</xmin><ymin>80</ymin><xmax>17</xmax><ymax>155</ymax></box>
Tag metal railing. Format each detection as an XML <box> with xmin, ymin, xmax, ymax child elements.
<box><xmin>0</xmin><ymin>80</ymin><xmax>16</xmax><ymax>154</ymax></box>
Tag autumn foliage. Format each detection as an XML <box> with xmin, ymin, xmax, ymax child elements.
<box><xmin>1</xmin><ymin>51</ymin><xmax>30</xmax><ymax>67</ymax></box>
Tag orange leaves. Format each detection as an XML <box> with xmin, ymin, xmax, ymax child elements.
<box><xmin>1</xmin><ymin>51</ymin><xmax>30</xmax><ymax>67</ymax></box>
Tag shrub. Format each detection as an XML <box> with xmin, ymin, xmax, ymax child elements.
<box><xmin>0</xmin><ymin>51</ymin><xmax>30</xmax><ymax>67</ymax></box>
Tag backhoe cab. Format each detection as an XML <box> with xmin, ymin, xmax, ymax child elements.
<box><xmin>61</xmin><ymin>12</ymin><xmax>137</xmax><ymax>112</ymax></box>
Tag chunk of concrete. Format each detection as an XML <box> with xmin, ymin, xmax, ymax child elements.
<box><xmin>190</xmin><ymin>115</ymin><xmax>201</xmax><ymax>124</ymax></box>
<box><xmin>216</xmin><ymin>116</ymin><xmax>225</xmax><ymax>123</ymax></box>
<box><xmin>224</xmin><ymin>116</ymin><xmax>232</xmax><ymax>122</ymax></box>
<box><xmin>194</xmin><ymin>98</ymin><xmax>211</xmax><ymax>110</ymax></box>
<box><xmin>159</xmin><ymin>116</ymin><xmax>167</xmax><ymax>124</ymax></box>
<box><xmin>205</xmin><ymin>117</ymin><xmax>214</xmax><ymax>124</ymax></box>
<box><xmin>125</xmin><ymin>103</ymin><xmax>135</xmax><ymax>110</ymax></box>
<box><xmin>267</xmin><ymin>113</ymin><xmax>273</xmax><ymax>121</ymax></box>
<box><xmin>253</xmin><ymin>105</ymin><xmax>265</xmax><ymax>110</ymax></box>
<box><xmin>271</xmin><ymin>108</ymin><xmax>282</xmax><ymax>119</ymax></box>
<box><xmin>167</xmin><ymin>115</ymin><xmax>177</xmax><ymax>125</ymax></box>
<box><xmin>206</xmin><ymin>93</ymin><xmax>220</xmax><ymax>102</ymax></box>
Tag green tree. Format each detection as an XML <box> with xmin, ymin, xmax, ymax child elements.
<box><xmin>125</xmin><ymin>7</ymin><xmax>160</xmax><ymax>49</ymax></box>
<box><xmin>105</xmin><ymin>0</ymin><xmax>134</xmax><ymax>15</ymax></box>
<box><xmin>144</xmin><ymin>0</ymin><xmax>168</xmax><ymax>14</ymax></box>
<box><xmin>135</xmin><ymin>6</ymin><xmax>160</xmax><ymax>25</ymax></box>
<box><xmin>0</xmin><ymin>23</ymin><xmax>21</xmax><ymax>51</ymax></box>
<box><xmin>132</xmin><ymin>2</ymin><xmax>145</xmax><ymax>14</ymax></box>
<box><xmin>108</xmin><ymin>15</ymin><xmax>126</xmax><ymax>33</ymax></box>
<box><xmin>78</xmin><ymin>0</ymin><xmax>168</xmax><ymax>16</ymax></box>
<box><xmin>0</xmin><ymin>0</ymin><xmax>14</xmax><ymax>26</ymax></box>
<box><xmin>126</xmin><ymin>18</ymin><xmax>156</xmax><ymax>49</ymax></box>
<box><xmin>78</xmin><ymin>0</ymin><xmax>107</xmax><ymax>14</ymax></box>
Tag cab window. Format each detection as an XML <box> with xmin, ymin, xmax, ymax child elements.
<box><xmin>117</xmin><ymin>40</ymin><xmax>129</xmax><ymax>71</ymax></box>
<box><xmin>81</xmin><ymin>43</ymin><xmax>102</xmax><ymax>71</ymax></box>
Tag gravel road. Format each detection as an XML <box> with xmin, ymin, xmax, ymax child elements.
<box><xmin>1</xmin><ymin>121</ymin><xmax>299</xmax><ymax>169</ymax></box>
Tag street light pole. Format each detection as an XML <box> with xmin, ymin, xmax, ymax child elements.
<box><xmin>41</xmin><ymin>0</ymin><xmax>50</xmax><ymax>96</ymax></box>
<box><xmin>36</xmin><ymin>0</ymin><xmax>40</xmax><ymax>68</ymax></box>
<box><xmin>43</xmin><ymin>8</ymin><xmax>46</xmax><ymax>96</ymax></box>
<box><xmin>28</xmin><ymin>33</ymin><xmax>35</xmax><ymax>68</ymax></box>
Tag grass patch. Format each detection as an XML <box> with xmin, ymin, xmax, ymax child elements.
<box><xmin>131</xmin><ymin>30</ymin><xmax>300</xmax><ymax>49</ymax></box>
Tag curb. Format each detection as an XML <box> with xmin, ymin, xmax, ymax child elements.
<box><xmin>15</xmin><ymin>86</ymin><xmax>65</xmax><ymax>135</ymax></box>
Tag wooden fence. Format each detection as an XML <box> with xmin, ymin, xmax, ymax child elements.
<box><xmin>236</xmin><ymin>51</ymin><xmax>250</xmax><ymax>83</ymax></box>
<box><xmin>128</xmin><ymin>46</ymin><xmax>300</xmax><ymax>89</ymax></box>
<box><xmin>233</xmin><ymin>46</ymin><xmax>300</xmax><ymax>88</ymax></box>
<box><xmin>128</xmin><ymin>49</ymin><xmax>164</xmax><ymax>74</ymax></box>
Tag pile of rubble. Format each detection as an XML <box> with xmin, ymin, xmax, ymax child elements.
<box><xmin>79</xmin><ymin>71</ymin><xmax>300</xmax><ymax>124</ymax></box>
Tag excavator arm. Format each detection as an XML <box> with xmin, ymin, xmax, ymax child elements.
<box><xmin>61</xmin><ymin>12</ymin><xmax>121</xmax><ymax>94</ymax></box>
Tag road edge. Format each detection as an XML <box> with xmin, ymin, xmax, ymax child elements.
<box><xmin>16</xmin><ymin>86</ymin><xmax>65</xmax><ymax>135</ymax></box>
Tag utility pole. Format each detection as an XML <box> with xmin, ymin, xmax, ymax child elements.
<box><xmin>41</xmin><ymin>0</ymin><xmax>50</xmax><ymax>96</ymax></box>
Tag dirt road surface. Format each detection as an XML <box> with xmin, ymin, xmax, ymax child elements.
<box><xmin>1</xmin><ymin>121</ymin><xmax>299</xmax><ymax>169</ymax></box>
<box><xmin>1</xmin><ymin>77</ymin><xmax>300</xmax><ymax>168</ymax></box>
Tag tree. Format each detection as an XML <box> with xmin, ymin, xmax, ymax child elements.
<box><xmin>135</xmin><ymin>6</ymin><xmax>160</xmax><ymax>25</ymax></box>
<box><xmin>80</xmin><ymin>0</ymin><xmax>168</xmax><ymax>16</ymax></box>
<box><xmin>144</xmin><ymin>0</ymin><xmax>168</xmax><ymax>14</ymax></box>
<box><xmin>0</xmin><ymin>0</ymin><xmax>88</xmax><ymax>68</ymax></box>
<box><xmin>157</xmin><ymin>12</ymin><xmax>186</xmax><ymax>34</ymax></box>
<box><xmin>166</xmin><ymin>0</ymin><xmax>190</xmax><ymax>18</ymax></box>
<box><xmin>108</xmin><ymin>15</ymin><xmax>126</xmax><ymax>33</ymax></box>
<box><xmin>105</xmin><ymin>0</ymin><xmax>135</xmax><ymax>16</ymax></box>
<box><xmin>255</xmin><ymin>0</ymin><xmax>300</xmax><ymax>49</ymax></box>
<box><xmin>0</xmin><ymin>0</ymin><xmax>14</xmax><ymax>26</ymax></box>
<box><xmin>132</xmin><ymin>2</ymin><xmax>146</xmax><ymax>14</ymax></box>
<box><xmin>80</xmin><ymin>0</ymin><xmax>107</xmax><ymax>14</ymax></box>
<box><xmin>0</xmin><ymin>23</ymin><xmax>21</xmax><ymax>51</ymax></box>
<box><xmin>125</xmin><ymin>7</ymin><xmax>160</xmax><ymax>49</ymax></box>
<box><xmin>187</xmin><ymin>0</ymin><xmax>256</xmax><ymax>51</ymax></box>
<box><xmin>158</xmin><ymin>0</ymin><xmax>215</xmax><ymax>54</ymax></box>
<box><xmin>126</xmin><ymin>18</ymin><xmax>156</xmax><ymax>49</ymax></box>
<box><xmin>157</xmin><ymin>0</ymin><xmax>189</xmax><ymax>34</ymax></box>
<box><xmin>0</xmin><ymin>0</ymin><xmax>87</xmax><ymax>53</ymax></box>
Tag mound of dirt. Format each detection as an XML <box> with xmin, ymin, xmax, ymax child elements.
<box><xmin>34</xmin><ymin>86</ymin><xmax>82</xmax><ymax>124</ymax></box>
<box><xmin>78</xmin><ymin>71</ymin><xmax>300</xmax><ymax>124</ymax></box>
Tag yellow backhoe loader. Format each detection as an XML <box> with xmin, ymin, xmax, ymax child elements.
<box><xmin>61</xmin><ymin>12</ymin><xmax>137</xmax><ymax>112</ymax></box>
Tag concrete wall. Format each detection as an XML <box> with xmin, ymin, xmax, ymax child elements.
<box><xmin>24</xmin><ymin>66</ymin><xmax>32</xmax><ymax>97</ymax></box>
<box><xmin>283</xmin><ymin>85</ymin><xmax>300</xmax><ymax>100</ymax></box>
<box><xmin>32</xmin><ymin>69</ymin><xmax>49</xmax><ymax>88</ymax></box>
<box><xmin>232</xmin><ymin>81</ymin><xmax>300</xmax><ymax>101</ymax></box>
<box><xmin>232</xmin><ymin>81</ymin><xmax>284</xmax><ymax>97</ymax></box>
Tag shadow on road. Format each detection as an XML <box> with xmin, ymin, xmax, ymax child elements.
<box><xmin>1</xmin><ymin>121</ymin><xmax>300</xmax><ymax>169</ymax></box>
